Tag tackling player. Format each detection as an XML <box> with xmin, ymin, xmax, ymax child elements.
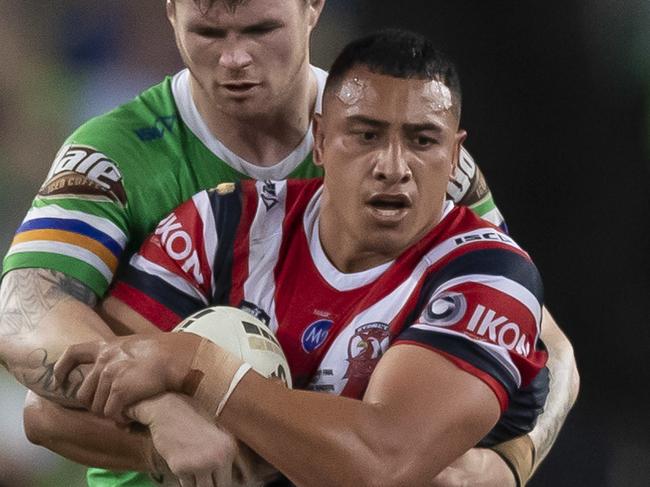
<box><xmin>0</xmin><ymin>0</ymin><xmax>578</xmax><ymax>486</ymax></box>
<box><xmin>54</xmin><ymin>30</ymin><xmax>550</xmax><ymax>486</ymax></box>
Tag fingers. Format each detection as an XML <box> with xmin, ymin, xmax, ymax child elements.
<box><xmin>74</xmin><ymin>360</ymin><xmax>104</xmax><ymax>408</ymax></box>
<box><xmin>53</xmin><ymin>341</ymin><xmax>102</xmax><ymax>387</ymax></box>
<box><xmin>91</xmin><ymin>365</ymin><xmax>116</xmax><ymax>416</ymax></box>
<box><xmin>213</xmin><ymin>463</ymin><xmax>233</xmax><ymax>486</ymax></box>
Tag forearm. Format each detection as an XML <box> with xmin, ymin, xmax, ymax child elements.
<box><xmin>24</xmin><ymin>391</ymin><xmax>154</xmax><ymax>471</ymax></box>
<box><xmin>221</xmin><ymin>349</ymin><xmax>498</xmax><ymax>487</ymax></box>
<box><xmin>0</xmin><ymin>269</ymin><xmax>114</xmax><ymax>406</ymax></box>
<box><xmin>223</xmin><ymin>377</ymin><xmax>393</xmax><ymax>486</ymax></box>
<box><xmin>529</xmin><ymin>307</ymin><xmax>579</xmax><ymax>468</ymax></box>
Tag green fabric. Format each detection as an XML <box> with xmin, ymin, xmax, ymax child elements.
<box><xmin>2</xmin><ymin>76</ymin><xmax>320</xmax><ymax>301</ymax></box>
<box><xmin>2</xmin><ymin>252</ymin><xmax>107</xmax><ymax>297</ymax></box>
<box><xmin>469</xmin><ymin>192</ymin><xmax>498</xmax><ymax>218</ymax></box>
<box><xmin>86</xmin><ymin>469</ymin><xmax>155</xmax><ymax>487</ymax></box>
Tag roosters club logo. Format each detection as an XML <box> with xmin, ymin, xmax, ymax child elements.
<box><xmin>343</xmin><ymin>322</ymin><xmax>389</xmax><ymax>380</ymax></box>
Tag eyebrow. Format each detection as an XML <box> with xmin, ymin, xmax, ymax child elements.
<box><xmin>188</xmin><ymin>19</ymin><xmax>282</xmax><ymax>34</ymax></box>
<box><xmin>346</xmin><ymin>115</ymin><xmax>443</xmax><ymax>132</ymax></box>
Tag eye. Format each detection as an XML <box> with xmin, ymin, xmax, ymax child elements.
<box><xmin>244</xmin><ymin>23</ymin><xmax>282</xmax><ymax>36</ymax></box>
<box><xmin>414</xmin><ymin>135</ymin><xmax>436</xmax><ymax>147</ymax></box>
<box><xmin>248</xmin><ymin>26</ymin><xmax>276</xmax><ymax>35</ymax></box>
<box><xmin>194</xmin><ymin>27</ymin><xmax>226</xmax><ymax>39</ymax></box>
<box><xmin>361</xmin><ymin>132</ymin><xmax>378</xmax><ymax>142</ymax></box>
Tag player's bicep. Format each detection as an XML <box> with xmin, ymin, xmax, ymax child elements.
<box><xmin>364</xmin><ymin>343</ymin><xmax>500</xmax><ymax>475</ymax></box>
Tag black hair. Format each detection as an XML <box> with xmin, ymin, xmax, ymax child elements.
<box><xmin>325</xmin><ymin>29</ymin><xmax>462</xmax><ymax>118</ymax></box>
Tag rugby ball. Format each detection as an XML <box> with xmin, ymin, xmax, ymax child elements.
<box><xmin>173</xmin><ymin>306</ymin><xmax>292</xmax><ymax>388</ymax></box>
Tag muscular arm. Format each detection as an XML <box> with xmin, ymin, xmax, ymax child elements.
<box><xmin>0</xmin><ymin>272</ymin><xmax>164</xmax><ymax>467</ymax></box>
<box><xmin>0</xmin><ymin>269</ymin><xmax>112</xmax><ymax>406</ymax></box>
<box><xmin>23</xmin><ymin>391</ymin><xmax>155</xmax><ymax>472</ymax></box>
<box><xmin>221</xmin><ymin>344</ymin><xmax>501</xmax><ymax>486</ymax></box>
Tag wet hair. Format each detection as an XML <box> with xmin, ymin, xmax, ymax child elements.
<box><xmin>325</xmin><ymin>29</ymin><xmax>462</xmax><ymax>118</ymax></box>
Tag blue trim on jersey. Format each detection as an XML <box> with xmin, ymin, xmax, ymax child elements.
<box><xmin>208</xmin><ymin>185</ymin><xmax>243</xmax><ymax>305</ymax></box>
<box><xmin>119</xmin><ymin>266</ymin><xmax>204</xmax><ymax>319</ymax></box>
<box><xmin>436</xmin><ymin>248</ymin><xmax>543</xmax><ymax>304</ymax></box>
<box><xmin>18</xmin><ymin>218</ymin><xmax>123</xmax><ymax>257</ymax></box>
<box><xmin>401</xmin><ymin>248</ymin><xmax>543</xmax><ymax>341</ymax></box>
<box><xmin>397</xmin><ymin>327</ymin><xmax>519</xmax><ymax>398</ymax></box>
<box><xmin>479</xmin><ymin>365</ymin><xmax>550</xmax><ymax>447</ymax></box>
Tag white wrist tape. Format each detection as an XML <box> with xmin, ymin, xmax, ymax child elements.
<box><xmin>216</xmin><ymin>363</ymin><xmax>252</xmax><ymax>416</ymax></box>
<box><xmin>188</xmin><ymin>337</ymin><xmax>248</xmax><ymax>417</ymax></box>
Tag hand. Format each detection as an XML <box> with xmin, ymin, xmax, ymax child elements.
<box><xmin>53</xmin><ymin>333</ymin><xmax>202</xmax><ymax>421</ymax></box>
<box><xmin>133</xmin><ymin>394</ymin><xmax>258</xmax><ymax>487</ymax></box>
<box><xmin>431</xmin><ymin>447</ymin><xmax>516</xmax><ymax>487</ymax></box>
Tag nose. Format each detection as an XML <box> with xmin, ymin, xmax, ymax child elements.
<box><xmin>372</xmin><ymin>141</ymin><xmax>412</xmax><ymax>185</ymax></box>
<box><xmin>219</xmin><ymin>39</ymin><xmax>252</xmax><ymax>71</ymax></box>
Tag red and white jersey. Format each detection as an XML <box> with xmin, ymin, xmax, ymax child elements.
<box><xmin>113</xmin><ymin>179</ymin><xmax>547</xmax><ymax>438</ymax></box>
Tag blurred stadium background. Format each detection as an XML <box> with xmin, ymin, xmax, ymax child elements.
<box><xmin>1</xmin><ymin>1</ymin><xmax>649</xmax><ymax>486</ymax></box>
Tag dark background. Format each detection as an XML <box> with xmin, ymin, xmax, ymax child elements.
<box><xmin>1</xmin><ymin>1</ymin><xmax>648</xmax><ymax>485</ymax></box>
<box><xmin>362</xmin><ymin>2</ymin><xmax>650</xmax><ymax>485</ymax></box>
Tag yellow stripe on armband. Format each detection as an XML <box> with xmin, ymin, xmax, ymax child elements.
<box><xmin>491</xmin><ymin>434</ymin><xmax>536</xmax><ymax>487</ymax></box>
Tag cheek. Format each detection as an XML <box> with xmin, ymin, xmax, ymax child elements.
<box><xmin>178</xmin><ymin>35</ymin><xmax>214</xmax><ymax>67</ymax></box>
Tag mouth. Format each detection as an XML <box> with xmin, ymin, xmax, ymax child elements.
<box><xmin>366</xmin><ymin>193</ymin><xmax>412</xmax><ymax>220</ymax></box>
<box><xmin>220</xmin><ymin>81</ymin><xmax>259</xmax><ymax>94</ymax></box>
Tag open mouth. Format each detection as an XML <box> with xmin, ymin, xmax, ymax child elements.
<box><xmin>366</xmin><ymin>194</ymin><xmax>411</xmax><ymax>218</ymax></box>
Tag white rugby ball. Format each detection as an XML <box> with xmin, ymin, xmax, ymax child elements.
<box><xmin>173</xmin><ymin>306</ymin><xmax>292</xmax><ymax>388</ymax></box>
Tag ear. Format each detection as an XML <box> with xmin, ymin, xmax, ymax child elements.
<box><xmin>307</xmin><ymin>0</ymin><xmax>326</xmax><ymax>33</ymax></box>
<box><xmin>166</xmin><ymin>0</ymin><xmax>176</xmax><ymax>28</ymax></box>
<box><xmin>313</xmin><ymin>113</ymin><xmax>325</xmax><ymax>168</ymax></box>
<box><xmin>452</xmin><ymin>129</ymin><xmax>468</xmax><ymax>174</ymax></box>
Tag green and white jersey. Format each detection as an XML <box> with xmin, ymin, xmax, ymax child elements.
<box><xmin>2</xmin><ymin>67</ymin><xmax>327</xmax><ymax>297</ymax></box>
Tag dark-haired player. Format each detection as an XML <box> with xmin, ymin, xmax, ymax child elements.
<box><xmin>55</xmin><ymin>30</ymin><xmax>554</xmax><ymax>486</ymax></box>
<box><xmin>1</xmin><ymin>1</ymin><xmax>577</xmax><ymax>486</ymax></box>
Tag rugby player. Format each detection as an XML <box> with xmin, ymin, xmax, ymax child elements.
<box><xmin>0</xmin><ymin>0</ymin><xmax>578</xmax><ymax>486</ymax></box>
<box><xmin>53</xmin><ymin>30</ymin><xmax>550</xmax><ymax>486</ymax></box>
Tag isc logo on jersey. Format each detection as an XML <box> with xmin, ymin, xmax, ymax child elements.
<box><xmin>155</xmin><ymin>212</ymin><xmax>205</xmax><ymax>286</ymax></box>
<box><xmin>419</xmin><ymin>292</ymin><xmax>531</xmax><ymax>357</ymax></box>
<box><xmin>40</xmin><ymin>144</ymin><xmax>126</xmax><ymax>205</ymax></box>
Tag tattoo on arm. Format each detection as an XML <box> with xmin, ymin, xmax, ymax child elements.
<box><xmin>20</xmin><ymin>348</ymin><xmax>86</xmax><ymax>401</ymax></box>
<box><xmin>0</xmin><ymin>269</ymin><xmax>96</xmax><ymax>402</ymax></box>
<box><xmin>0</xmin><ymin>269</ymin><xmax>97</xmax><ymax>336</ymax></box>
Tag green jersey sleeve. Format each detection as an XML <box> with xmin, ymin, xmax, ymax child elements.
<box><xmin>2</xmin><ymin>142</ymin><xmax>131</xmax><ymax>297</ymax></box>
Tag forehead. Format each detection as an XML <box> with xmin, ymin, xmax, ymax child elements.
<box><xmin>175</xmin><ymin>0</ymin><xmax>302</xmax><ymax>25</ymax></box>
<box><xmin>327</xmin><ymin>66</ymin><xmax>457</xmax><ymax>128</ymax></box>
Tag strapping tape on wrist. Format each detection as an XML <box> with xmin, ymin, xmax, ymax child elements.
<box><xmin>184</xmin><ymin>337</ymin><xmax>251</xmax><ymax>417</ymax></box>
<box><xmin>491</xmin><ymin>434</ymin><xmax>536</xmax><ymax>487</ymax></box>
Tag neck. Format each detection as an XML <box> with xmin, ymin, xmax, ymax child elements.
<box><xmin>317</xmin><ymin>211</ymin><xmax>398</xmax><ymax>276</ymax></box>
<box><xmin>190</xmin><ymin>65</ymin><xmax>318</xmax><ymax>167</ymax></box>
<box><xmin>317</xmin><ymin>195</ymin><xmax>446</xmax><ymax>274</ymax></box>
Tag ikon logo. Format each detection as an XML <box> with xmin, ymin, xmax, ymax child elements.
<box><xmin>466</xmin><ymin>304</ymin><xmax>531</xmax><ymax>357</ymax></box>
<box><xmin>155</xmin><ymin>213</ymin><xmax>204</xmax><ymax>285</ymax></box>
